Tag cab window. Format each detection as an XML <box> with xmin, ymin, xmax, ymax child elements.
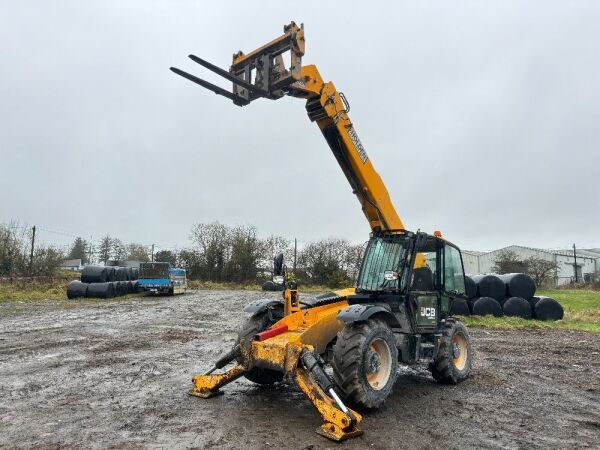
<box><xmin>444</xmin><ymin>244</ymin><xmax>466</xmax><ymax>295</ymax></box>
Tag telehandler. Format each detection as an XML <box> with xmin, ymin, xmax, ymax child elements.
<box><xmin>171</xmin><ymin>22</ymin><xmax>472</xmax><ymax>441</ymax></box>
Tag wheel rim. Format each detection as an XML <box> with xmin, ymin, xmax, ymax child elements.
<box><xmin>452</xmin><ymin>333</ymin><xmax>468</xmax><ymax>371</ymax></box>
<box><xmin>366</xmin><ymin>338</ymin><xmax>392</xmax><ymax>390</ymax></box>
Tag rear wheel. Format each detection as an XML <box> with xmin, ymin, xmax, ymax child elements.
<box><xmin>332</xmin><ymin>319</ymin><xmax>398</xmax><ymax>410</ymax></box>
<box><xmin>236</xmin><ymin>310</ymin><xmax>284</xmax><ymax>385</ymax></box>
<box><xmin>429</xmin><ymin>319</ymin><xmax>472</xmax><ymax>384</ymax></box>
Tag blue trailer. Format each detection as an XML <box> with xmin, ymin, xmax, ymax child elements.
<box><xmin>138</xmin><ymin>262</ymin><xmax>187</xmax><ymax>295</ymax></box>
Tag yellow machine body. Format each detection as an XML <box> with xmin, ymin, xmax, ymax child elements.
<box><xmin>191</xmin><ymin>289</ymin><xmax>363</xmax><ymax>440</ymax></box>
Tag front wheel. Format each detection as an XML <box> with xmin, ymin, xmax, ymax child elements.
<box><xmin>332</xmin><ymin>319</ymin><xmax>398</xmax><ymax>410</ymax></box>
<box><xmin>429</xmin><ymin>318</ymin><xmax>472</xmax><ymax>384</ymax></box>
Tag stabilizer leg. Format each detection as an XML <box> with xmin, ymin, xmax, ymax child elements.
<box><xmin>294</xmin><ymin>368</ymin><xmax>363</xmax><ymax>441</ymax></box>
<box><xmin>190</xmin><ymin>364</ymin><xmax>246</xmax><ymax>398</ymax></box>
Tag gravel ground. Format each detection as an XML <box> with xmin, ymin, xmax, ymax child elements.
<box><xmin>1</xmin><ymin>289</ymin><xmax>599</xmax><ymax>449</ymax></box>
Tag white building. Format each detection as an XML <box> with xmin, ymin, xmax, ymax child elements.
<box><xmin>462</xmin><ymin>245</ymin><xmax>599</xmax><ymax>286</ymax></box>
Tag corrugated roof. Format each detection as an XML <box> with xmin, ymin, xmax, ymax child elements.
<box><xmin>465</xmin><ymin>245</ymin><xmax>600</xmax><ymax>260</ymax></box>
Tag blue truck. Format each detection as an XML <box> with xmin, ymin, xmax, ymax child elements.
<box><xmin>138</xmin><ymin>262</ymin><xmax>187</xmax><ymax>295</ymax></box>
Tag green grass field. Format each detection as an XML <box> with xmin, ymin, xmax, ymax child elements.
<box><xmin>463</xmin><ymin>289</ymin><xmax>600</xmax><ymax>333</ymax></box>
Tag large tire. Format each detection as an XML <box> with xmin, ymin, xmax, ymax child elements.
<box><xmin>81</xmin><ymin>266</ymin><xmax>108</xmax><ymax>283</ymax></box>
<box><xmin>465</xmin><ymin>276</ymin><xmax>477</xmax><ymax>299</ymax></box>
<box><xmin>429</xmin><ymin>319</ymin><xmax>472</xmax><ymax>384</ymax></box>
<box><xmin>67</xmin><ymin>280</ymin><xmax>88</xmax><ymax>299</ymax></box>
<box><xmin>502</xmin><ymin>297</ymin><xmax>532</xmax><ymax>319</ymax></box>
<box><xmin>450</xmin><ymin>298</ymin><xmax>471</xmax><ymax>316</ymax></box>
<box><xmin>534</xmin><ymin>297</ymin><xmax>564</xmax><ymax>321</ymax></box>
<box><xmin>499</xmin><ymin>273</ymin><xmax>536</xmax><ymax>299</ymax></box>
<box><xmin>236</xmin><ymin>310</ymin><xmax>284</xmax><ymax>385</ymax></box>
<box><xmin>332</xmin><ymin>319</ymin><xmax>398</xmax><ymax>410</ymax></box>
<box><xmin>472</xmin><ymin>297</ymin><xmax>503</xmax><ymax>317</ymax></box>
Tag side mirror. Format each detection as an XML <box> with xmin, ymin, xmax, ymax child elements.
<box><xmin>273</xmin><ymin>253</ymin><xmax>284</xmax><ymax>276</ymax></box>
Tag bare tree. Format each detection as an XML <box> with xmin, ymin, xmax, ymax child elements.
<box><xmin>67</xmin><ymin>237</ymin><xmax>90</xmax><ymax>264</ymax></box>
<box><xmin>155</xmin><ymin>249</ymin><xmax>177</xmax><ymax>265</ymax></box>
<box><xmin>111</xmin><ymin>238</ymin><xmax>127</xmax><ymax>262</ymax></box>
<box><xmin>127</xmin><ymin>243</ymin><xmax>150</xmax><ymax>262</ymax></box>
<box><xmin>525</xmin><ymin>256</ymin><xmax>558</xmax><ymax>287</ymax></box>
<box><xmin>97</xmin><ymin>235</ymin><xmax>113</xmax><ymax>265</ymax></box>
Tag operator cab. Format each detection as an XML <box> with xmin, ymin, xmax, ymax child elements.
<box><xmin>354</xmin><ymin>231</ymin><xmax>467</xmax><ymax>331</ymax></box>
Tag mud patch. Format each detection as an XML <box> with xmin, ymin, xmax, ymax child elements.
<box><xmin>0</xmin><ymin>290</ymin><xmax>598</xmax><ymax>449</ymax></box>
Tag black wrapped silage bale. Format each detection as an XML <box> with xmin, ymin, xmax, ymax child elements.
<box><xmin>131</xmin><ymin>268</ymin><xmax>139</xmax><ymax>280</ymax></box>
<box><xmin>262</xmin><ymin>280</ymin><xmax>275</xmax><ymax>291</ymax></box>
<box><xmin>472</xmin><ymin>296</ymin><xmax>503</xmax><ymax>317</ymax></box>
<box><xmin>502</xmin><ymin>297</ymin><xmax>532</xmax><ymax>319</ymax></box>
<box><xmin>450</xmin><ymin>298</ymin><xmax>471</xmax><ymax>316</ymax></box>
<box><xmin>115</xmin><ymin>267</ymin><xmax>128</xmax><ymax>282</ymax></box>
<box><xmin>471</xmin><ymin>274</ymin><xmax>505</xmax><ymax>301</ymax></box>
<box><xmin>465</xmin><ymin>275</ymin><xmax>478</xmax><ymax>299</ymax></box>
<box><xmin>534</xmin><ymin>297</ymin><xmax>564</xmax><ymax>321</ymax></box>
<box><xmin>499</xmin><ymin>273</ymin><xmax>536</xmax><ymax>299</ymax></box>
<box><xmin>81</xmin><ymin>266</ymin><xmax>108</xmax><ymax>283</ymax></box>
<box><xmin>131</xmin><ymin>280</ymin><xmax>139</xmax><ymax>293</ymax></box>
<box><xmin>116</xmin><ymin>281</ymin><xmax>128</xmax><ymax>296</ymax></box>
<box><xmin>67</xmin><ymin>280</ymin><xmax>89</xmax><ymax>299</ymax></box>
<box><xmin>87</xmin><ymin>282</ymin><xmax>115</xmax><ymax>299</ymax></box>
<box><xmin>106</xmin><ymin>267</ymin><xmax>116</xmax><ymax>282</ymax></box>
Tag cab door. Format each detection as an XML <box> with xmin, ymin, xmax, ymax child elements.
<box><xmin>409</xmin><ymin>238</ymin><xmax>442</xmax><ymax>330</ymax></box>
<box><xmin>441</xmin><ymin>243</ymin><xmax>467</xmax><ymax>315</ymax></box>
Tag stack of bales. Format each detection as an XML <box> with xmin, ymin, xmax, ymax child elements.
<box><xmin>67</xmin><ymin>266</ymin><xmax>140</xmax><ymax>299</ymax></box>
<box><xmin>453</xmin><ymin>273</ymin><xmax>564</xmax><ymax>321</ymax></box>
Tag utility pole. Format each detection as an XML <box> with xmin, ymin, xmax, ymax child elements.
<box><xmin>573</xmin><ymin>243</ymin><xmax>578</xmax><ymax>283</ymax></box>
<box><xmin>293</xmin><ymin>238</ymin><xmax>297</xmax><ymax>272</ymax></box>
<box><xmin>151</xmin><ymin>243</ymin><xmax>155</xmax><ymax>262</ymax></box>
<box><xmin>29</xmin><ymin>225</ymin><xmax>36</xmax><ymax>277</ymax></box>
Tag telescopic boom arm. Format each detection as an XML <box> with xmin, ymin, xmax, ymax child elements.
<box><xmin>170</xmin><ymin>21</ymin><xmax>405</xmax><ymax>233</ymax></box>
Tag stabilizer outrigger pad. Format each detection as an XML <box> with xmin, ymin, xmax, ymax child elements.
<box><xmin>190</xmin><ymin>348</ymin><xmax>363</xmax><ymax>442</ymax></box>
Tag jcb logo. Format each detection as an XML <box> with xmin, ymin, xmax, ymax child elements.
<box><xmin>421</xmin><ymin>307</ymin><xmax>436</xmax><ymax>318</ymax></box>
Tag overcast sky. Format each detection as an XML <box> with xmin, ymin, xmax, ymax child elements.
<box><xmin>1</xmin><ymin>1</ymin><xmax>599</xmax><ymax>252</ymax></box>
